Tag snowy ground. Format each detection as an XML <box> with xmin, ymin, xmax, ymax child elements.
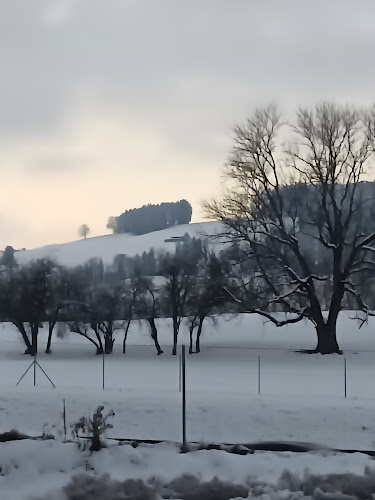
<box><xmin>2</xmin><ymin>312</ymin><xmax>375</xmax><ymax>498</ymax></box>
<box><xmin>15</xmin><ymin>221</ymin><xmax>224</xmax><ymax>267</ymax></box>
<box><xmin>1</xmin><ymin>313</ymin><xmax>375</xmax><ymax>447</ymax></box>
<box><xmin>2</xmin><ymin>440</ymin><xmax>375</xmax><ymax>500</ymax></box>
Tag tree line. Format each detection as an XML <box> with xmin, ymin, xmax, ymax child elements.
<box><xmin>0</xmin><ymin>235</ymin><xmax>232</xmax><ymax>357</ymax></box>
<box><xmin>1</xmin><ymin>216</ymin><xmax>375</xmax><ymax>358</ymax></box>
<box><xmin>108</xmin><ymin>200</ymin><xmax>192</xmax><ymax>235</ymax></box>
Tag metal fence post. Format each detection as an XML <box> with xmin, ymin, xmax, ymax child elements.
<box><xmin>63</xmin><ymin>398</ymin><xmax>67</xmax><ymax>441</ymax></box>
<box><xmin>181</xmin><ymin>345</ymin><xmax>187</xmax><ymax>452</ymax></box>
<box><xmin>179</xmin><ymin>354</ymin><xmax>182</xmax><ymax>392</ymax></box>
<box><xmin>102</xmin><ymin>349</ymin><xmax>105</xmax><ymax>390</ymax></box>
<box><xmin>33</xmin><ymin>353</ymin><xmax>36</xmax><ymax>387</ymax></box>
<box><xmin>258</xmin><ymin>355</ymin><xmax>261</xmax><ymax>395</ymax></box>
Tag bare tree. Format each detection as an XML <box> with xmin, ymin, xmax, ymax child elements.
<box><xmin>0</xmin><ymin>268</ymin><xmax>33</xmax><ymax>354</ymax></box>
<box><xmin>68</xmin><ymin>317</ymin><xmax>104</xmax><ymax>354</ymax></box>
<box><xmin>78</xmin><ymin>224</ymin><xmax>90</xmax><ymax>239</ymax></box>
<box><xmin>205</xmin><ymin>103</ymin><xmax>375</xmax><ymax>354</ymax></box>
<box><xmin>44</xmin><ymin>265</ymin><xmax>86</xmax><ymax>353</ymax></box>
<box><xmin>0</xmin><ymin>259</ymin><xmax>56</xmax><ymax>355</ymax></box>
<box><xmin>186</xmin><ymin>253</ymin><xmax>229</xmax><ymax>353</ymax></box>
<box><xmin>66</xmin><ymin>285</ymin><xmax>121</xmax><ymax>355</ymax></box>
<box><xmin>135</xmin><ymin>277</ymin><xmax>164</xmax><ymax>355</ymax></box>
<box><xmin>44</xmin><ymin>267</ymin><xmax>66</xmax><ymax>354</ymax></box>
<box><xmin>120</xmin><ymin>277</ymin><xmax>142</xmax><ymax>354</ymax></box>
<box><xmin>160</xmin><ymin>256</ymin><xmax>195</xmax><ymax>355</ymax></box>
<box><xmin>92</xmin><ymin>286</ymin><xmax>122</xmax><ymax>354</ymax></box>
<box><xmin>65</xmin><ymin>297</ymin><xmax>108</xmax><ymax>355</ymax></box>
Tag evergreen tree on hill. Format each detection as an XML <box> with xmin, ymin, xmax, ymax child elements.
<box><xmin>112</xmin><ymin>200</ymin><xmax>192</xmax><ymax>235</ymax></box>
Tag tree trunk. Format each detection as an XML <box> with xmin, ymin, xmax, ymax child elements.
<box><xmin>189</xmin><ymin>323</ymin><xmax>194</xmax><ymax>354</ymax></box>
<box><xmin>315</xmin><ymin>321</ymin><xmax>341</xmax><ymax>354</ymax></box>
<box><xmin>172</xmin><ymin>316</ymin><xmax>178</xmax><ymax>355</ymax></box>
<box><xmin>195</xmin><ymin>316</ymin><xmax>205</xmax><ymax>353</ymax></box>
<box><xmin>95</xmin><ymin>336</ymin><xmax>103</xmax><ymax>355</ymax></box>
<box><xmin>91</xmin><ymin>323</ymin><xmax>104</xmax><ymax>355</ymax></box>
<box><xmin>14</xmin><ymin>321</ymin><xmax>33</xmax><ymax>355</ymax></box>
<box><xmin>123</xmin><ymin>318</ymin><xmax>131</xmax><ymax>354</ymax></box>
<box><xmin>104</xmin><ymin>322</ymin><xmax>114</xmax><ymax>354</ymax></box>
<box><xmin>89</xmin><ymin>434</ymin><xmax>103</xmax><ymax>452</ymax></box>
<box><xmin>104</xmin><ymin>336</ymin><xmax>114</xmax><ymax>354</ymax></box>
<box><xmin>148</xmin><ymin>317</ymin><xmax>163</xmax><ymax>355</ymax></box>
<box><xmin>30</xmin><ymin>322</ymin><xmax>38</xmax><ymax>355</ymax></box>
<box><xmin>45</xmin><ymin>321</ymin><xmax>54</xmax><ymax>354</ymax></box>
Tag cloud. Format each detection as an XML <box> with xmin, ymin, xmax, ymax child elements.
<box><xmin>1</xmin><ymin>0</ymin><xmax>375</xmax><ymax>247</ymax></box>
<box><xmin>42</xmin><ymin>0</ymin><xmax>73</xmax><ymax>26</ymax></box>
<box><xmin>2</xmin><ymin>0</ymin><xmax>375</xmax><ymax>137</ymax></box>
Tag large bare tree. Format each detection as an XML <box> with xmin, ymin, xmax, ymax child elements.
<box><xmin>205</xmin><ymin>103</ymin><xmax>375</xmax><ymax>354</ymax></box>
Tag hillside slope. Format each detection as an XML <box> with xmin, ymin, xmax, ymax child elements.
<box><xmin>15</xmin><ymin>221</ymin><xmax>224</xmax><ymax>267</ymax></box>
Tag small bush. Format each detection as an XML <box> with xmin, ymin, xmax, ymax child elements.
<box><xmin>72</xmin><ymin>406</ymin><xmax>114</xmax><ymax>452</ymax></box>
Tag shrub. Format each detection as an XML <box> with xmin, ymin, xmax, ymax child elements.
<box><xmin>72</xmin><ymin>406</ymin><xmax>114</xmax><ymax>452</ymax></box>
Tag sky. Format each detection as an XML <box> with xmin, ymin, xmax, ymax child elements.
<box><xmin>1</xmin><ymin>0</ymin><xmax>375</xmax><ymax>249</ymax></box>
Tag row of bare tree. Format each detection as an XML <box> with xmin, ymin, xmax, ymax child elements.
<box><xmin>0</xmin><ymin>250</ymin><xmax>230</xmax><ymax>356</ymax></box>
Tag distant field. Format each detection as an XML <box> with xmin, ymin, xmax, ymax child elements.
<box><xmin>14</xmin><ymin>221</ymin><xmax>225</xmax><ymax>267</ymax></box>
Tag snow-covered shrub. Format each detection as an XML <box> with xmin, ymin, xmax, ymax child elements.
<box><xmin>278</xmin><ymin>467</ymin><xmax>375</xmax><ymax>499</ymax></box>
<box><xmin>44</xmin><ymin>470</ymin><xmax>375</xmax><ymax>500</ymax></box>
<box><xmin>165</xmin><ymin>474</ymin><xmax>248</xmax><ymax>500</ymax></box>
<box><xmin>60</xmin><ymin>469</ymin><xmax>375</xmax><ymax>500</ymax></box>
<box><xmin>63</xmin><ymin>474</ymin><xmax>156</xmax><ymax>500</ymax></box>
<box><xmin>72</xmin><ymin>406</ymin><xmax>114</xmax><ymax>452</ymax></box>
<box><xmin>62</xmin><ymin>474</ymin><xmax>249</xmax><ymax>500</ymax></box>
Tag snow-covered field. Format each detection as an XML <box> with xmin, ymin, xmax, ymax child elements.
<box><xmin>2</xmin><ymin>312</ymin><xmax>375</xmax><ymax>445</ymax></box>
<box><xmin>2</xmin><ymin>312</ymin><xmax>375</xmax><ymax>499</ymax></box>
<box><xmin>14</xmin><ymin>221</ymin><xmax>224</xmax><ymax>267</ymax></box>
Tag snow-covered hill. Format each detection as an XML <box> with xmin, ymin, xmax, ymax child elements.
<box><xmin>15</xmin><ymin>221</ymin><xmax>225</xmax><ymax>267</ymax></box>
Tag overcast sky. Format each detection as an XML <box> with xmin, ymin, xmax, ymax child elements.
<box><xmin>1</xmin><ymin>0</ymin><xmax>375</xmax><ymax>249</ymax></box>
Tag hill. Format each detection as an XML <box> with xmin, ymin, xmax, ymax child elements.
<box><xmin>15</xmin><ymin>221</ymin><xmax>224</xmax><ymax>267</ymax></box>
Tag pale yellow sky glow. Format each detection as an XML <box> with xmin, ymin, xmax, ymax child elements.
<box><xmin>0</xmin><ymin>107</ymin><xmax>224</xmax><ymax>248</ymax></box>
<box><xmin>1</xmin><ymin>0</ymin><xmax>375</xmax><ymax>249</ymax></box>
